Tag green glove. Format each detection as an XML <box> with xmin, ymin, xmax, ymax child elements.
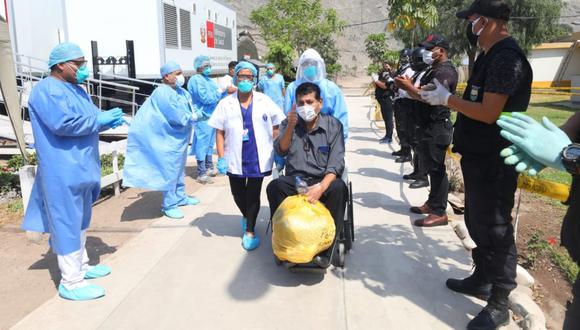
<box><xmin>497</xmin><ymin>113</ymin><xmax>571</xmax><ymax>171</ymax></box>
<box><xmin>500</xmin><ymin>145</ymin><xmax>545</xmax><ymax>176</ymax></box>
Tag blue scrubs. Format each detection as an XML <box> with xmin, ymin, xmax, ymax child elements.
<box><xmin>187</xmin><ymin>74</ymin><xmax>222</xmax><ymax>175</ymax></box>
<box><xmin>22</xmin><ymin>76</ymin><xmax>101</xmax><ymax>255</ymax></box>
<box><xmin>258</xmin><ymin>74</ymin><xmax>285</xmax><ymax>110</ymax></box>
<box><xmin>122</xmin><ymin>85</ymin><xmax>193</xmax><ymax>211</ymax></box>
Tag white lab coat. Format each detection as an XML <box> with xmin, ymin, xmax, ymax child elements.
<box><xmin>208</xmin><ymin>92</ymin><xmax>285</xmax><ymax>175</ymax></box>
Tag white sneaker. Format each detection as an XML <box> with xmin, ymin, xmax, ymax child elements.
<box><xmin>207</xmin><ymin>169</ymin><xmax>219</xmax><ymax>177</ymax></box>
<box><xmin>197</xmin><ymin>174</ymin><xmax>214</xmax><ymax>184</ymax></box>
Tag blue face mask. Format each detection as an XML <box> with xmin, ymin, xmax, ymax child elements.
<box><xmin>238</xmin><ymin>80</ymin><xmax>254</xmax><ymax>93</ymax></box>
<box><xmin>266</xmin><ymin>69</ymin><xmax>274</xmax><ymax>76</ymax></box>
<box><xmin>203</xmin><ymin>67</ymin><xmax>212</xmax><ymax>77</ymax></box>
<box><xmin>70</xmin><ymin>64</ymin><xmax>89</xmax><ymax>84</ymax></box>
<box><xmin>303</xmin><ymin>65</ymin><xmax>318</xmax><ymax>80</ymax></box>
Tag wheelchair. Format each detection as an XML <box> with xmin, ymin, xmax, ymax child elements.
<box><xmin>270</xmin><ymin>166</ymin><xmax>355</xmax><ymax>270</ymax></box>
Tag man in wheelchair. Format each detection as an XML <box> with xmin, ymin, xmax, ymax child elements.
<box><xmin>266</xmin><ymin>82</ymin><xmax>347</xmax><ymax>267</ymax></box>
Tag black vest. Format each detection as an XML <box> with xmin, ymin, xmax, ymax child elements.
<box><xmin>416</xmin><ymin>61</ymin><xmax>457</xmax><ymax>124</ymax></box>
<box><xmin>453</xmin><ymin>37</ymin><xmax>533</xmax><ymax>156</ymax></box>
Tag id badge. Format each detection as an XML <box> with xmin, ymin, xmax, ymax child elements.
<box><xmin>242</xmin><ymin>129</ymin><xmax>250</xmax><ymax>142</ymax></box>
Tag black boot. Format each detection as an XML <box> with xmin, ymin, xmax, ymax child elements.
<box><xmin>467</xmin><ymin>288</ymin><xmax>510</xmax><ymax>330</ymax></box>
<box><xmin>446</xmin><ymin>274</ymin><xmax>492</xmax><ymax>301</ymax></box>
<box><xmin>392</xmin><ymin>149</ymin><xmax>404</xmax><ymax>156</ymax></box>
<box><xmin>403</xmin><ymin>172</ymin><xmax>421</xmax><ymax>180</ymax></box>
<box><xmin>409</xmin><ymin>178</ymin><xmax>429</xmax><ymax>189</ymax></box>
<box><xmin>395</xmin><ymin>155</ymin><xmax>412</xmax><ymax>163</ymax></box>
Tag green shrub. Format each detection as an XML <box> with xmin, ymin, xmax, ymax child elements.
<box><xmin>100</xmin><ymin>153</ymin><xmax>125</xmax><ymax>176</ymax></box>
<box><xmin>0</xmin><ymin>172</ymin><xmax>19</xmax><ymax>193</ymax></box>
<box><xmin>7</xmin><ymin>153</ymin><xmax>37</xmax><ymax>172</ymax></box>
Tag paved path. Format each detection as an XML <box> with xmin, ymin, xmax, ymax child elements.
<box><xmin>12</xmin><ymin>92</ymin><xmax>486</xmax><ymax>330</ymax></box>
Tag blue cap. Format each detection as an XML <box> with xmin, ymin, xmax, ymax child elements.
<box><xmin>234</xmin><ymin>61</ymin><xmax>258</xmax><ymax>84</ymax></box>
<box><xmin>48</xmin><ymin>42</ymin><xmax>84</xmax><ymax>68</ymax></box>
<box><xmin>160</xmin><ymin>61</ymin><xmax>181</xmax><ymax>77</ymax></box>
<box><xmin>265</xmin><ymin>63</ymin><xmax>275</xmax><ymax>69</ymax></box>
<box><xmin>194</xmin><ymin>55</ymin><xmax>210</xmax><ymax>71</ymax></box>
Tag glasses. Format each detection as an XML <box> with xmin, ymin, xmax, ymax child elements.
<box><xmin>303</xmin><ymin>137</ymin><xmax>310</xmax><ymax>152</ymax></box>
<box><xmin>237</xmin><ymin>74</ymin><xmax>254</xmax><ymax>81</ymax></box>
<box><xmin>70</xmin><ymin>60</ymin><xmax>88</xmax><ymax>68</ymax></box>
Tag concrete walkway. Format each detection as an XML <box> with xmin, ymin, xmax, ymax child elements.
<box><xmin>12</xmin><ymin>92</ymin><xmax>485</xmax><ymax>330</ymax></box>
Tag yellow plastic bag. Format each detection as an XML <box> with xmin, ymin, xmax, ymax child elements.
<box><xmin>272</xmin><ymin>195</ymin><xmax>336</xmax><ymax>264</ymax></box>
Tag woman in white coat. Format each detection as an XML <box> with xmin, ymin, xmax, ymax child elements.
<box><xmin>208</xmin><ymin>61</ymin><xmax>285</xmax><ymax>251</ymax></box>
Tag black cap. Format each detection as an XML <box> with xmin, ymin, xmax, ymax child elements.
<box><xmin>418</xmin><ymin>34</ymin><xmax>450</xmax><ymax>50</ymax></box>
<box><xmin>456</xmin><ymin>0</ymin><xmax>511</xmax><ymax>21</ymax></box>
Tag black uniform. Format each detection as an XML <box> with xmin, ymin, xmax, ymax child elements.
<box><xmin>563</xmin><ymin>176</ymin><xmax>580</xmax><ymax>330</ymax></box>
<box><xmin>393</xmin><ymin>64</ymin><xmax>414</xmax><ymax>156</ymax></box>
<box><xmin>453</xmin><ymin>37</ymin><xmax>533</xmax><ymax>301</ymax></box>
<box><xmin>415</xmin><ymin>61</ymin><xmax>457</xmax><ymax>215</ymax></box>
<box><xmin>407</xmin><ymin>70</ymin><xmax>428</xmax><ymax>179</ymax></box>
<box><xmin>375</xmin><ymin>70</ymin><xmax>395</xmax><ymax>140</ymax></box>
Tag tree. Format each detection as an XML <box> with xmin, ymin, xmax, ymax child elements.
<box><xmin>263</xmin><ymin>41</ymin><xmax>294</xmax><ymax>80</ymax></box>
<box><xmin>250</xmin><ymin>0</ymin><xmax>346</xmax><ymax>78</ymax></box>
<box><xmin>387</xmin><ymin>0</ymin><xmax>439</xmax><ymax>46</ymax></box>
<box><xmin>388</xmin><ymin>0</ymin><xmax>570</xmax><ymax>73</ymax></box>
<box><xmin>365</xmin><ymin>33</ymin><xmax>390</xmax><ymax>65</ymax></box>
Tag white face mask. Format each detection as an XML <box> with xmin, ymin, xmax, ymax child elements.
<box><xmin>471</xmin><ymin>16</ymin><xmax>485</xmax><ymax>36</ymax></box>
<box><xmin>175</xmin><ymin>74</ymin><xmax>185</xmax><ymax>87</ymax></box>
<box><xmin>297</xmin><ymin>104</ymin><xmax>318</xmax><ymax>122</ymax></box>
<box><xmin>422</xmin><ymin>51</ymin><xmax>434</xmax><ymax>65</ymax></box>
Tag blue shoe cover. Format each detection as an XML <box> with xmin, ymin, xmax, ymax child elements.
<box><xmin>164</xmin><ymin>208</ymin><xmax>184</xmax><ymax>219</ymax></box>
<box><xmin>241</xmin><ymin>217</ymin><xmax>247</xmax><ymax>235</ymax></box>
<box><xmin>242</xmin><ymin>233</ymin><xmax>260</xmax><ymax>251</ymax></box>
<box><xmin>58</xmin><ymin>284</ymin><xmax>105</xmax><ymax>301</ymax></box>
<box><xmin>179</xmin><ymin>196</ymin><xmax>200</xmax><ymax>206</ymax></box>
<box><xmin>84</xmin><ymin>264</ymin><xmax>111</xmax><ymax>279</ymax></box>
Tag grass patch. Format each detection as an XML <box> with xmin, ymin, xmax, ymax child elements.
<box><xmin>526</xmin><ymin>94</ymin><xmax>575</xmax><ymax>126</ymax></box>
<box><xmin>537</xmin><ymin>168</ymin><xmax>573</xmax><ymax>186</ymax></box>
<box><xmin>525</xmin><ymin>232</ymin><xmax>579</xmax><ymax>284</ymax></box>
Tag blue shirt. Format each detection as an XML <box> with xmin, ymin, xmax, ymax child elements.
<box><xmin>258</xmin><ymin>74</ymin><xmax>285</xmax><ymax>110</ymax></box>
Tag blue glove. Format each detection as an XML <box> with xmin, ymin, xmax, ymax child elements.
<box><xmin>217</xmin><ymin>157</ymin><xmax>227</xmax><ymax>174</ymax></box>
<box><xmin>500</xmin><ymin>145</ymin><xmax>546</xmax><ymax>176</ymax></box>
<box><xmin>274</xmin><ymin>154</ymin><xmax>286</xmax><ymax>171</ymax></box>
<box><xmin>497</xmin><ymin>113</ymin><xmax>571</xmax><ymax>171</ymax></box>
<box><xmin>97</xmin><ymin>108</ymin><xmax>124</xmax><ymax>128</ymax></box>
<box><xmin>191</xmin><ymin>109</ymin><xmax>204</xmax><ymax>122</ymax></box>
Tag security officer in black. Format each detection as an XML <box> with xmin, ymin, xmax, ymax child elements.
<box><xmin>396</xmin><ymin>35</ymin><xmax>457</xmax><ymax>226</ymax></box>
<box><xmin>395</xmin><ymin>47</ymin><xmax>429</xmax><ymax>184</ymax></box>
<box><xmin>392</xmin><ymin>49</ymin><xmax>414</xmax><ymax>159</ymax></box>
<box><xmin>419</xmin><ymin>1</ymin><xmax>533</xmax><ymax>329</ymax></box>
<box><xmin>374</xmin><ymin>61</ymin><xmax>396</xmax><ymax>143</ymax></box>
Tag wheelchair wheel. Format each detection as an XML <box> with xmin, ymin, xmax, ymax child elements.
<box><xmin>338</xmin><ymin>242</ymin><xmax>346</xmax><ymax>268</ymax></box>
<box><xmin>344</xmin><ymin>181</ymin><xmax>354</xmax><ymax>251</ymax></box>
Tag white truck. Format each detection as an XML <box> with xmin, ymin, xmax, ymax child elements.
<box><xmin>5</xmin><ymin>0</ymin><xmax>237</xmax><ymax>79</ymax></box>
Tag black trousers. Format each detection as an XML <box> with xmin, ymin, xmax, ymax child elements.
<box><xmin>266</xmin><ymin>176</ymin><xmax>347</xmax><ymax>257</ymax></box>
<box><xmin>562</xmin><ymin>178</ymin><xmax>580</xmax><ymax>329</ymax></box>
<box><xmin>378</xmin><ymin>97</ymin><xmax>394</xmax><ymax>140</ymax></box>
<box><xmin>418</xmin><ymin>120</ymin><xmax>452</xmax><ymax>215</ymax></box>
<box><xmin>460</xmin><ymin>155</ymin><xmax>518</xmax><ymax>297</ymax></box>
<box><xmin>394</xmin><ymin>99</ymin><xmax>412</xmax><ymax>154</ymax></box>
<box><xmin>406</xmin><ymin>108</ymin><xmax>427</xmax><ymax>178</ymax></box>
<box><xmin>228</xmin><ymin>176</ymin><xmax>264</xmax><ymax>233</ymax></box>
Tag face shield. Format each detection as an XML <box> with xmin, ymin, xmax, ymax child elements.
<box><xmin>295</xmin><ymin>49</ymin><xmax>327</xmax><ymax>82</ymax></box>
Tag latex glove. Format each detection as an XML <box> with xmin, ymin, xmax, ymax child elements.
<box><xmin>371</xmin><ymin>73</ymin><xmax>379</xmax><ymax>82</ymax></box>
<box><xmin>500</xmin><ymin>145</ymin><xmax>546</xmax><ymax>176</ymax></box>
<box><xmin>97</xmin><ymin>108</ymin><xmax>124</xmax><ymax>128</ymax></box>
<box><xmin>217</xmin><ymin>157</ymin><xmax>227</xmax><ymax>174</ymax></box>
<box><xmin>305</xmin><ymin>183</ymin><xmax>324</xmax><ymax>204</ymax></box>
<box><xmin>497</xmin><ymin>113</ymin><xmax>571</xmax><ymax>171</ymax></box>
<box><xmin>418</xmin><ymin>79</ymin><xmax>451</xmax><ymax>106</ymax></box>
<box><xmin>190</xmin><ymin>109</ymin><xmax>203</xmax><ymax>122</ymax></box>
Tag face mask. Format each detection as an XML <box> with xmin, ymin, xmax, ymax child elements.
<box><xmin>203</xmin><ymin>67</ymin><xmax>212</xmax><ymax>77</ymax></box>
<box><xmin>297</xmin><ymin>104</ymin><xmax>317</xmax><ymax>122</ymax></box>
<box><xmin>68</xmin><ymin>63</ymin><xmax>89</xmax><ymax>84</ymax></box>
<box><xmin>303</xmin><ymin>65</ymin><xmax>318</xmax><ymax>80</ymax></box>
<box><xmin>466</xmin><ymin>23</ymin><xmax>479</xmax><ymax>47</ymax></box>
<box><xmin>422</xmin><ymin>51</ymin><xmax>434</xmax><ymax>65</ymax></box>
<box><xmin>175</xmin><ymin>74</ymin><xmax>185</xmax><ymax>87</ymax></box>
<box><xmin>238</xmin><ymin>80</ymin><xmax>254</xmax><ymax>93</ymax></box>
<box><xmin>267</xmin><ymin>69</ymin><xmax>274</xmax><ymax>76</ymax></box>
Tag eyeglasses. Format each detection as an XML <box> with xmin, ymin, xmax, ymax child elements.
<box><xmin>303</xmin><ymin>137</ymin><xmax>310</xmax><ymax>152</ymax></box>
<box><xmin>69</xmin><ymin>60</ymin><xmax>88</xmax><ymax>68</ymax></box>
<box><xmin>237</xmin><ymin>74</ymin><xmax>254</xmax><ymax>81</ymax></box>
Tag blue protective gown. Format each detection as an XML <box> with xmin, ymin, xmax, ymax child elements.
<box><xmin>122</xmin><ymin>85</ymin><xmax>193</xmax><ymax>195</ymax></box>
<box><xmin>22</xmin><ymin>76</ymin><xmax>101</xmax><ymax>256</ymax></box>
<box><xmin>187</xmin><ymin>74</ymin><xmax>221</xmax><ymax>160</ymax></box>
<box><xmin>258</xmin><ymin>74</ymin><xmax>285</xmax><ymax>110</ymax></box>
<box><xmin>284</xmin><ymin>78</ymin><xmax>348</xmax><ymax>140</ymax></box>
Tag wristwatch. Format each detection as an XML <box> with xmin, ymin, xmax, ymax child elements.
<box><xmin>561</xmin><ymin>143</ymin><xmax>580</xmax><ymax>176</ymax></box>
